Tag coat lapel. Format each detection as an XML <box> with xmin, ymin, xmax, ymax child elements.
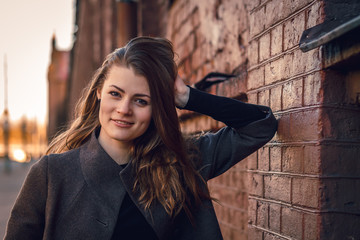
<box><xmin>79</xmin><ymin>132</ymin><xmax>126</xmax><ymax>228</ymax></box>
<box><xmin>79</xmin><ymin>131</ymin><xmax>173</xmax><ymax>239</ymax></box>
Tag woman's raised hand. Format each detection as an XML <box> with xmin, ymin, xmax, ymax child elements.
<box><xmin>174</xmin><ymin>74</ymin><xmax>190</xmax><ymax>108</ymax></box>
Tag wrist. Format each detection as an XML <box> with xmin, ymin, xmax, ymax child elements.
<box><xmin>177</xmin><ymin>85</ymin><xmax>190</xmax><ymax>108</ymax></box>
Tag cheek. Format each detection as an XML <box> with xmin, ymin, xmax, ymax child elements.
<box><xmin>139</xmin><ymin>108</ymin><xmax>152</xmax><ymax>125</ymax></box>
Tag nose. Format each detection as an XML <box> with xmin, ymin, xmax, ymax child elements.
<box><xmin>116</xmin><ymin>98</ymin><xmax>132</xmax><ymax>115</ymax></box>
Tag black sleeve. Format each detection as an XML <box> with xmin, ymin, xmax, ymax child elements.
<box><xmin>181</xmin><ymin>87</ymin><xmax>266</xmax><ymax>128</ymax></box>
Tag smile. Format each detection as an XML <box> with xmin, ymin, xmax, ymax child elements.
<box><xmin>112</xmin><ymin>119</ymin><xmax>134</xmax><ymax>126</ymax></box>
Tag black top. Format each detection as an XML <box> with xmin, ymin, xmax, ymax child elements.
<box><xmin>110</xmin><ymin>87</ymin><xmax>266</xmax><ymax>239</ymax></box>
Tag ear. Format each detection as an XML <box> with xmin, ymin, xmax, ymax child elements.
<box><xmin>96</xmin><ymin>88</ymin><xmax>102</xmax><ymax>100</ymax></box>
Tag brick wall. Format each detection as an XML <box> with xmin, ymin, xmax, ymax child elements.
<box><xmin>166</xmin><ymin>1</ymin><xmax>250</xmax><ymax>238</ymax></box>
<box><xmin>165</xmin><ymin>0</ymin><xmax>360</xmax><ymax>239</ymax></box>
<box><xmin>246</xmin><ymin>0</ymin><xmax>325</xmax><ymax>239</ymax></box>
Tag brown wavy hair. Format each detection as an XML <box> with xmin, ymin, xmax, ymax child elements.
<box><xmin>47</xmin><ymin>36</ymin><xmax>210</xmax><ymax>219</ymax></box>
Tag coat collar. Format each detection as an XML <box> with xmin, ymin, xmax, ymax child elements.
<box><xmin>79</xmin><ymin>131</ymin><xmax>174</xmax><ymax>239</ymax></box>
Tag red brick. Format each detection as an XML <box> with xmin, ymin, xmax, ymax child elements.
<box><xmin>257</xmin><ymin>201</ymin><xmax>269</xmax><ymax>228</ymax></box>
<box><xmin>265</xmin><ymin>0</ymin><xmax>284</xmax><ymax>28</ymax></box>
<box><xmin>282</xmin><ymin>53</ymin><xmax>293</xmax><ymax>79</ymax></box>
<box><xmin>304</xmin><ymin>48</ymin><xmax>321</xmax><ymax>72</ymax></box>
<box><xmin>304</xmin><ymin>213</ymin><xmax>319</xmax><ymax>240</ymax></box>
<box><xmin>271</xmin><ymin>24</ymin><xmax>283</xmax><ymax>56</ymax></box>
<box><xmin>248</xmin><ymin>173</ymin><xmax>264</xmax><ymax>197</ymax></box>
<box><xmin>306</xmin><ymin>1</ymin><xmax>323</xmax><ymax>29</ymax></box>
<box><xmin>244</xmin><ymin>0</ymin><xmax>260</xmax><ymax>12</ymax></box>
<box><xmin>228</xmin><ymin>170</ymin><xmax>245</xmax><ymax>189</ymax></box>
<box><xmin>283</xmin><ymin>0</ymin><xmax>313</xmax><ymax>18</ymax></box>
<box><xmin>282</xmin><ymin>146</ymin><xmax>304</xmax><ymax>173</ymax></box>
<box><xmin>289</xmin><ymin>109</ymin><xmax>321</xmax><ymax>141</ymax></box>
<box><xmin>283</xmin><ymin>12</ymin><xmax>305</xmax><ymax>50</ymax></box>
<box><xmin>270</xmin><ymin>85</ymin><xmax>282</xmax><ymax>112</ymax></box>
<box><xmin>175</xmin><ymin>33</ymin><xmax>195</xmax><ymax>60</ymax></box>
<box><xmin>233</xmin><ymin>209</ymin><xmax>247</xmax><ymax>230</ymax></box>
<box><xmin>264</xmin><ymin>232</ymin><xmax>284</xmax><ymax>240</ymax></box>
<box><xmin>248</xmin><ymin>225</ymin><xmax>264</xmax><ymax>240</ymax></box>
<box><xmin>304</xmin><ymin>145</ymin><xmax>321</xmax><ymax>175</ymax></box>
<box><xmin>248</xmin><ymin>66</ymin><xmax>265</xmax><ymax>90</ymax></box>
<box><xmin>265</xmin><ymin>57</ymin><xmax>285</xmax><ymax>85</ymax></box>
<box><xmin>304</xmin><ymin>72</ymin><xmax>322</xmax><ymax>106</ymax></box>
<box><xmin>281</xmin><ymin>207</ymin><xmax>303</xmax><ymax>239</ymax></box>
<box><xmin>292</xmin><ymin>177</ymin><xmax>319</xmax><ymax>208</ymax></box>
<box><xmin>190</xmin><ymin>8</ymin><xmax>200</xmax><ymax>28</ymax></box>
<box><xmin>270</xmin><ymin>146</ymin><xmax>282</xmax><ymax>172</ymax></box>
<box><xmin>248</xmin><ymin>198</ymin><xmax>257</xmax><ymax>225</ymax></box>
<box><xmin>190</xmin><ymin>46</ymin><xmax>204</xmax><ymax>72</ymax></box>
<box><xmin>258</xmin><ymin>89</ymin><xmax>270</xmax><ymax>107</ymax></box>
<box><xmin>258</xmin><ymin>146</ymin><xmax>270</xmax><ymax>171</ymax></box>
<box><xmin>291</xmin><ymin>49</ymin><xmax>307</xmax><ymax>76</ymax></box>
<box><xmin>249</xmin><ymin>6</ymin><xmax>265</xmax><ymax>37</ymax></box>
<box><xmin>259</xmin><ymin>33</ymin><xmax>270</xmax><ymax>62</ymax></box>
<box><xmin>248</xmin><ymin>92</ymin><xmax>258</xmax><ymax>105</ymax></box>
<box><xmin>274</xmin><ymin>113</ymin><xmax>290</xmax><ymax>142</ymax></box>
<box><xmin>247</xmin><ymin>151</ymin><xmax>258</xmax><ymax>170</ymax></box>
<box><xmin>248</xmin><ymin>40</ymin><xmax>259</xmax><ymax>67</ymax></box>
<box><xmin>175</xmin><ymin>20</ymin><xmax>195</xmax><ymax>46</ymax></box>
<box><xmin>269</xmin><ymin>204</ymin><xmax>281</xmax><ymax>232</ymax></box>
<box><xmin>264</xmin><ymin>175</ymin><xmax>291</xmax><ymax>202</ymax></box>
<box><xmin>282</xmin><ymin>78</ymin><xmax>303</xmax><ymax>109</ymax></box>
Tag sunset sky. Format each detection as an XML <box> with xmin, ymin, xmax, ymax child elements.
<box><xmin>0</xmin><ymin>0</ymin><xmax>74</xmax><ymax>123</ymax></box>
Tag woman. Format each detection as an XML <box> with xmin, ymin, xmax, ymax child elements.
<box><xmin>5</xmin><ymin>37</ymin><xmax>277</xmax><ymax>240</ymax></box>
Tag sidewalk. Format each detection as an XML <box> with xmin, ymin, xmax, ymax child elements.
<box><xmin>0</xmin><ymin>160</ymin><xmax>33</xmax><ymax>239</ymax></box>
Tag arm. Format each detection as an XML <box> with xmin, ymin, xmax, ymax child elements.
<box><xmin>4</xmin><ymin>156</ymin><xmax>48</xmax><ymax>240</ymax></box>
<box><xmin>175</xmin><ymin>75</ymin><xmax>277</xmax><ymax>180</ymax></box>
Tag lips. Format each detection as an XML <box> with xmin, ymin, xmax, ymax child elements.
<box><xmin>112</xmin><ymin>119</ymin><xmax>134</xmax><ymax>127</ymax></box>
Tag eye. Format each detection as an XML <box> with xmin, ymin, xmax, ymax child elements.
<box><xmin>135</xmin><ymin>99</ymin><xmax>149</xmax><ymax>106</ymax></box>
<box><xmin>109</xmin><ymin>91</ymin><xmax>120</xmax><ymax>97</ymax></box>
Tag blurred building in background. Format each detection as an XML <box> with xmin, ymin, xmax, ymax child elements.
<box><xmin>48</xmin><ymin>0</ymin><xmax>360</xmax><ymax>239</ymax></box>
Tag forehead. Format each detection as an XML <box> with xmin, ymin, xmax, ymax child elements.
<box><xmin>104</xmin><ymin>66</ymin><xmax>150</xmax><ymax>95</ymax></box>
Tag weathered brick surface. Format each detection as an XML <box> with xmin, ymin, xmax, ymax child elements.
<box><xmin>269</xmin><ymin>204</ymin><xmax>281</xmax><ymax>232</ymax></box>
<box><xmin>270</xmin><ymin>24</ymin><xmax>283</xmax><ymax>56</ymax></box>
<box><xmin>257</xmin><ymin>201</ymin><xmax>269</xmax><ymax>229</ymax></box>
<box><xmin>269</xmin><ymin>85</ymin><xmax>282</xmax><ymax>112</ymax></box>
<box><xmin>283</xmin><ymin>12</ymin><xmax>305</xmax><ymax>51</ymax></box>
<box><xmin>270</xmin><ymin>146</ymin><xmax>282</xmax><ymax>171</ymax></box>
<box><xmin>259</xmin><ymin>33</ymin><xmax>270</xmax><ymax>62</ymax></box>
<box><xmin>282</xmin><ymin>146</ymin><xmax>303</xmax><ymax>173</ymax></box>
<box><xmin>258</xmin><ymin>147</ymin><xmax>270</xmax><ymax>171</ymax></box>
<box><xmin>303</xmin><ymin>71</ymin><xmax>322</xmax><ymax>106</ymax></box>
<box><xmin>304</xmin><ymin>213</ymin><xmax>319</xmax><ymax>240</ymax></box>
<box><xmin>264</xmin><ymin>175</ymin><xmax>291</xmax><ymax>202</ymax></box>
<box><xmin>292</xmin><ymin>177</ymin><xmax>319</xmax><ymax>208</ymax></box>
<box><xmin>303</xmin><ymin>145</ymin><xmax>321</xmax><ymax>174</ymax></box>
<box><xmin>248</xmin><ymin>173</ymin><xmax>264</xmax><ymax>197</ymax></box>
<box><xmin>248</xmin><ymin>66</ymin><xmax>265</xmax><ymax>90</ymax></box>
<box><xmin>281</xmin><ymin>207</ymin><xmax>303</xmax><ymax>239</ymax></box>
<box><xmin>265</xmin><ymin>0</ymin><xmax>284</xmax><ymax>28</ymax></box>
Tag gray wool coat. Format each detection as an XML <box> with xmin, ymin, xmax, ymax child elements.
<box><xmin>5</xmin><ymin>106</ymin><xmax>277</xmax><ymax>240</ymax></box>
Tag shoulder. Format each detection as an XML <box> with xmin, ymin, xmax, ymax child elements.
<box><xmin>32</xmin><ymin>147</ymin><xmax>83</xmax><ymax>182</ymax></box>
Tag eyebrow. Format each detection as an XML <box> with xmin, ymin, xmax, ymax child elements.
<box><xmin>109</xmin><ymin>85</ymin><xmax>151</xmax><ymax>98</ymax></box>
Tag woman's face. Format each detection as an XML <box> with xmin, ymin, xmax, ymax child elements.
<box><xmin>97</xmin><ymin>65</ymin><xmax>152</xmax><ymax>147</ymax></box>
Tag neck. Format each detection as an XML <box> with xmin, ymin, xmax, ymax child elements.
<box><xmin>98</xmin><ymin>132</ymin><xmax>132</xmax><ymax>165</ymax></box>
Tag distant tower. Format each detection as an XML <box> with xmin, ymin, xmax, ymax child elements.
<box><xmin>2</xmin><ymin>54</ymin><xmax>11</xmax><ymax>172</ymax></box>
